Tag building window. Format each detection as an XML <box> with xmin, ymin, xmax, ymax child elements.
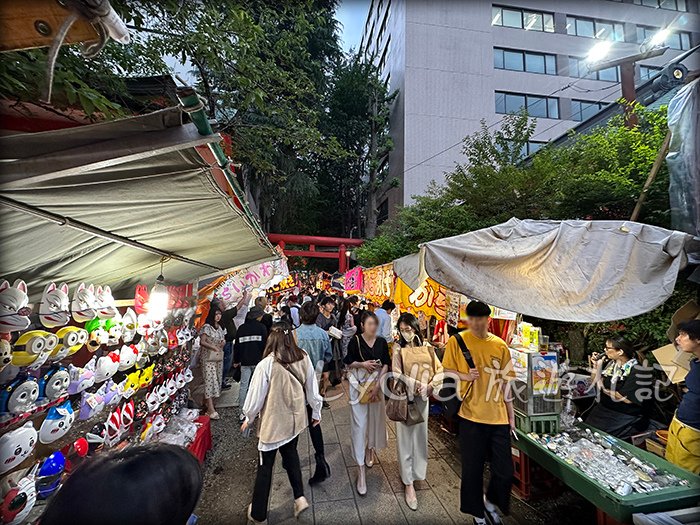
<box><xmin>633</xmin><ymin>0</ymin><xmax>687</xmax><ymax>10</ymax></box>
<box><xmin>527</xmin><ymin>141</ymin><xmax>546</xmax><ymax>155</ymax></box>
<box><xmin>571</xmin><ymin>99</ymin><xmax>609</xmax><ymax>121</ymax></box>
<box><xmin>637</xmin><ymin>26</ymin><xmax>691</xmax><ymax>50</ymax></box>
<box><xmin>639</xmin><ymin>65</ymin><xmax>662</xmax><ymax>80</ymax></box>
<box><xmin>492</xmin><ymin>6</ymin><xmax>554</xmax><ymax>32</ymax></box>
<box><xmin>495</xmin><ymin>91</ymin><xmax>560</xmax><ymax>119</ymax></box>
<box><xmin>377</xmin><ymin>199</ymin><xmax>389</xmax><ymax>226</ymax></box>
<box><xmin>568</xmin><ymin>57</ymin><xmax>619</xmax><ymax>81</ymax></box>
<box><xmin>378</xmin><ymin>35</ymin><xmax>390</xmax><ymax>70</ymax></box>
<box><xmin>494</xmin><ymin>48</ymin><xmax>556</xmax><ymax>75</ymax></box>
<box><xmin>566</xmin><ymin>16</ymin><xmax>624</xmax><ymax>41</ymax></box>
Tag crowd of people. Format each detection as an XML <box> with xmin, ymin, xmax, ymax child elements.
<box><xmin>36</xmin><ymin>285</ymin><xmax>700</xmax><ymax>525</ymax></box>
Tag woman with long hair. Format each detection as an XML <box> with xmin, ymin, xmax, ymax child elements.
<box><xmin>199</xmin><ymin>305</ymin><xmax>226</xmax><ymax>419</ymax></box>
<box><xmin>392</xmin><ymin>312</ymin><xmax>443</xmax><ymax>510</ymax></box>
<box><xmin>586</xmin><ymin>334</ymin><xmax>649</xmax><ymax>438</ymax></box>
<box><xmin>241</xmin><ymin>322</ymin><xmax>323</xmax><ymax>523</ymax></box>
<box><xmin>343</xmin><ymin>311</ymin><xmax>390</xmax><ymax>495</ymax></box>
<box><xmin>337</xmin><ymin>297</ymin><xmax>357</xmax><ymax>360</ymax></box>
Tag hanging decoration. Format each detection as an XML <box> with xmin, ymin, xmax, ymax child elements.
<box><xmin>394</xmin><ymin>277</ymin><xmax>446</xmax><ymax>320</ymax></box>
<box><xmin>344</xmin><ymin>267</ymin><xmax>363</xmax><ymax>293</ymax></box>
<box><xmin>362</xmin><ymin>264</ymin><xmax>395</xmax><ymax>304</ymax></box>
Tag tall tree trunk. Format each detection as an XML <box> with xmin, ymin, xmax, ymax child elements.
<box><xmin>364</xmin><ymin>90</ymin><xmax>379</xmax><ymax>238</ymax></box>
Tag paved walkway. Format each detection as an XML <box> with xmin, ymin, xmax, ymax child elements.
<box><xmin>265</xmin><ymin>382</ymin><xmax>522</xmax><ymax>525</ymax></box>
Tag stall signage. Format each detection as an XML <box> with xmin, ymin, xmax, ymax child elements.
<box><xmin>214</xmin><ymin>259</ymin><xmax>289</xmax><ymax>302</ymax></box>
<box><xmin>344</xmin><ymin>267</ymin><xmax>363</xmax><ymax>293</ymax></box>
<box><xmin>394</xmin><ymin>277</ymin><xmax>446</xmax><ymax>319</ymax></box>
<box><xmin>362</xmin><ymin>264</ymin><xmax>394</xmax><ymax>303</ymax></box>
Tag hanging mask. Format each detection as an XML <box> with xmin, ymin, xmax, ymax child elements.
<box><xmin>102</xmin><ymin>379</ymin><xmax>122</xmax><ymax>406</ymax></box>
<box><xmin>184</xmin><ymin>368</ymin><xmax>193</xmax><ymax>383</ymax></box>
<box><xmin>0</xmin><ymin>374</ymin><xmax>39</xmax><ymax>415</ymax></box>
<box><xmin>0</xmin><ymin>280</ymin><xmax>31</xmax><ymax>334</ymax></box>
<box><xmin>138</xmin><ymin>364</ymin><xmax>155</xmax><ymax>389</ymax></box>
<box><xmin>53</xmin><ymin>325</ymin><xmax>88</xmax><ymax>360</ymax></box>
<box><xmin>79</xmin><ymin>383</ymin><xmax>106</xmax><ymax>421</ymax></box>
<box><xmin>0</xmin><ymin>422</ymin><xmax>37</xmax><ymax>475</ymax></box>
<box><xmin>94</xmin><ymin>352</ymin><xmax>120</xmax><ymax>383</ymax></box>
<box><xmin>67</xmin><ymin>364</ymin><xmax>95</xmax><ymax>395</ymax></box>
<box><xmin>1</xmin><ymin>464</ymin><xmax>38</xmax><ymax>525</ymax></box>
<box><xmin>84</xmin><ymin>318</ymin><xmax>108</xmax><ymax>353</ymax></box>
<box><xmin>167</xmin><ymin>327</ymin><xmax>179</xmax><ymax>350</ymax></box>
<box><xmin>121</xmin><ymin>370</ymin><xmax>140</xmax><ymax>399</ymax></box>
<box><xmin>165</xmin><ymin>375</ymin><xmax>177</xmax><ymax>397</ymax></box>
<box><xmin>150</xmin><ymin>412</ymin><xmax>166</xmax><ymax>434</ymax></box>
<box><xmin>12</xmin><ymin>330</ymin><xmax>58</xmax><ymax>369</ymax></box>
<box><xmin>121</xmin><ymin>308</ymin><xmax>138</xmax><ymax>343</ymax></box>
<box><xmin>134</xmin><ymin>340</ymin><xmax>150</xmax><ymax>369</ymax></box>
<box><xmin>85</xmin><ymin>422</ymin><xmax>105</xmax><ymax>452</ymax></box>
<box><xmin>134</xmin><ymin>399</ymin><xmax>149</xmax><ymax>421</ymax></box>
<box><xmin>71</xmin><ymin>283</ymin><xmax>97</xmax><ymax>323</ymax></box>
<box><xmin>0</xmin><ymin>340</ymin><xmax>11</xmax><ymax>373</ymax></box>
<box><xmin>145</xmin><ymin>390</ymin><xmax>160</xmax><ymax>412</ymax></box>
<box><xmin>36</xmin><ymin>451</ymin><xmax>65</xmax><ymax>499</ymax></box>
<box><xmin>117</xmin><ymin>344</ymin><xmax>138</xmax><ymax>372</ymax></box>
<box><xmin>120</xmin><ymin>399</ymin><xmax>134</xmax><ymax>433</ymax></box>
<box><xmin>155</xmin><ymin>383</ymin><xmax>168</xmax><ymax>404</ymax></box>
<box><xmin>38</xmin><ymin>282</ymin><xmax>70</xmax><ymax>329</ymax></box>
<box><xmin>104</xmin><ymin>407</ymin><xmax>122</xmax><ymax>447</ymax></box>
<box><xmin>39</xmin><ymin>401</ymin><xmax>74</xmax><ymax>444</ymax></box>
<box><xmin>38</xmin><ymin>365</ymin><xmax>70</xmax><ymax>401</ymax></box>
<box><xmin>175</xmin><ymin>371</ymin><xmax>186</xmax><ymax>389</ymax></box>
<box><xmin>104</xmin><ymin>316</ymin><xmax>123</xmax><ymax>347</ymax></box>
<box><xmin>94</xmin><ymin>286</ymin><xmax>117</xmax><ymax>320</ymax></box>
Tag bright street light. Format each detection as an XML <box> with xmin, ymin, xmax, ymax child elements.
<box><xmin>586</xmin><ymin>41</ymin><xmax>613</xmax><ymax>65</ymax></box>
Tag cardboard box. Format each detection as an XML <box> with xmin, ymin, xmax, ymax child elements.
<box><xmin>652</xmin><ymin>344</ymin><xmax>689</xmax><ymax>384</ymax></box>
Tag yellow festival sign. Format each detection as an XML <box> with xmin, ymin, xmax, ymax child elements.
<box><xmin>394</xmin><ymin>277</ymin><xmax>446</xmax><ymax>319</ymax></box>
<box><xmin>362</xmin><ymin>264</ymin><xmax>395</xmax><ymax>303</ymax></box>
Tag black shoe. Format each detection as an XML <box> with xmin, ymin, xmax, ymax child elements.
<box><xmin>222</xmin><ymin>383</ymin><xmax>232</xmax><ymax>391</ymax></box>
<box><xmin>308</xmin><ymin>453</ymin><xmax>331</xmax><ymax>485</ymax></box>
<box><xmin>322</xmin><ymin>400</ymin><xmax>331</xmax><ymax>410</ymax></box>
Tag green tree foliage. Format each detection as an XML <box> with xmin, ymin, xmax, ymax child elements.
<box><xmin>357</xmin><ymin>105</ymin><xmax>671</xmax><ymax>265</ymax></box>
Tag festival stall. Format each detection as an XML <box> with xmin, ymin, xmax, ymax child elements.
<box><xmin>0</xmin><ymin>103</ymin><xmax>277</xmax><ymax>523</ymax></box>
<box><xmin>392</xmin><ymin>218</ymin><xmax>700</xmax><ymax>524</ymax></box>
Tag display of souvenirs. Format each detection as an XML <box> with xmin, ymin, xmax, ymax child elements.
<box><xmin>39</xmin><ymin>401</ymin><xmax>75</xmax><ymax>444</ymax></box>
<box><xmin>0</xmin><ymin>280</ymin><xmax>30</xmax><ymax>334</ymax></box>
<box><xmin>527</xmin><ymin>426</ymin><xmax>688</xmax><ymax>495</ymax></box>
<box><xmin>0</xmin><ymin>422</ymin><xmax>37</xmax><ymax>475</ymax></box>
<box><xmin>71</xmin><ymin>283</ymin><xmax>97</xmax><ymax>323</ymax></box>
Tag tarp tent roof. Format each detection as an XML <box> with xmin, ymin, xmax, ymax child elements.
<box><xmin>0</xmin><ymin>107</ymin><xmax>277</xmax><ymax>301</ymax></box>
<box><xmin>394</xmin><ymin>218</ymin><xmax>698</xmax><ymax>323</ymax></box>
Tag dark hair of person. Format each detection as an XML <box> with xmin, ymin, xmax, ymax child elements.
<box><xmin>264</xmin><ymin>322</ymin><xmax>306</xmax><ymax>364</ymax></box>
<box><xmin>40</xmin><ymin>444</ymin><xmax>202</xmax><ymax>525</ymax></box>
<box><xmin>606</xmin><ymin>334</ymin><xmax>636</xmax><ymax>359</ymax></box>
<box><xmin>381</xmin><ymin>300</ymin><xmax>396</xmax><ymax>311</ymax></box>
<box><xmin>466</xmin><ymin>300</ymin><xmax>491</xmax><ymax>317</ymax></box>
<box><xmin>279</xmin><ymin>304</ymin><xmax>292</xmax><ymax>323</ymax></box>
<box><xmin>360</xmin><ymin>310</ymin><xmax>379</xmax><ymax>328</ymax></box>
<box><xmin>288</xmin><ymin>294</ymin><xmax>298</xmax><ymax>304</ymax></box>
<box><xmin>204</xmin><ymin>304</ymin><xmax>222</xmax><ymax>327</ymax></box>
<box><xmin>348</xmin><ymin>295</ymin><xmax>359</xmax><ymax>306</ymax></box>
<box><xmin>397</xmin><ymin>312</ymin><xmax>423</xmax><ymax>347</ymax></box>
<box><xmin>320</xmin><ymin>296</ymin><xmax>336</xmax><ymax>307</ymax></box>
<box><xmin>300</xmin><ymin>301</ymin><xmax>319</xmax><ymax>325</ymax></box>
<box><xmin>337</xmin><ymin>298</ymin><xmax>350</xmax><ymax>328</ymax></box>
<box><xmin>678</xmin><ymin>319</ymin><xmax>700</xmax><ymax>341</ymax></box>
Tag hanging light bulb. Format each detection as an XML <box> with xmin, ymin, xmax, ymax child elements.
<box><xmin>148</xmin><ymin>258</ymin><xmax>169</xmax><ymax>322</ymax></box>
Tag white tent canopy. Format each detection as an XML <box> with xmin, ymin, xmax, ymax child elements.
<box><xmin>393</xmin><ymin>218</ymin><xmax>698</xmax><ymax>323</ymax></box>
<box><xmin>0</xmin><ymin>107</ymin><xmax>277</xmax><ymax>301</ymax></box>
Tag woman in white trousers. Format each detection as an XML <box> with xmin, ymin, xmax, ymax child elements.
<box><xmin>344</xmin><ymin>311</ymin><xmax>390</xmax><ymax>495</ymax></box>
<box><xmin>393</xmin><ymin>312</ymin><xmax>443</xmax><ymax>510</ymax></box>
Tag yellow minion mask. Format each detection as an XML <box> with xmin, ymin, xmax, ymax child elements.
<box><xmin>54</xmin><ymin>326</ymin><xmax>89</xmax><ymax>359</ymax></box>
<box><xmin>13</xmin><ymin>330</ymin><xmax>58</xmax><ymax>367</ymax></box>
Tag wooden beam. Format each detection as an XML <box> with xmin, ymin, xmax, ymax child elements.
<box><xmin>0</xmin><ymin>0</ymin><xmax>98</xmax><ymax>52</ymax></box>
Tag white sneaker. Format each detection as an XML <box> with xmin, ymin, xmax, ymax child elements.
<box><xmin>483</xmin><ymin>496</ymin><xmax>502</xmax><ymax>525</ymax></box>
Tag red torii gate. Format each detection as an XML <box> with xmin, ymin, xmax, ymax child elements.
<box><xmin>267</xmin><ymin>234</ymin><xmax>364</xmax><ymax>273</ymax></box>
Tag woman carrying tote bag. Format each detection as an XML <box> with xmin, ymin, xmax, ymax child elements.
<box><xmin>391</xmin><ymin>312</ymin><xmax>443</xmax><ymax>511</ymax></box>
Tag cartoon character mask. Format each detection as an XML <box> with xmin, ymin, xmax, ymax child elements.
<box><xmin>0</xmin><ymin>280</ymin><xmax>30</xmax><ymax>333</ymax></box>
<box><xmin>67</xmin><ymin>364</ymin><xmax>95</xmax><ymax>395</ymax></box>
<box><xmin>38</xmin><ymin>401</ymin><xmax>74</xmax><ymax>444</ymax></box>
<box><xmin>0</xmin><ymin>422</ymin><xmax>37</xmax><ymax>474</ymax></box>
<box><xmin>94</xmin><ymin>352</ymin><xmax>120</xmax><ymax>383</ymax></box>
<box><xmin>1</xmin><ymin>374</ymin><xmax>39</xmax><ymax>415</ymax></box>
<box><xmin>0</xmin><ymin>340</ymin><xmax>11</xmax><ymax>373</ymax></box>
<box><xmin>36</xmin><ymin>451</ymin><xmax>65</xmax><ymax>499</ymax></box>
<box><xmin>79</xmin><ymin>383</ymin><xmax>106</xmax><ymax>420</ymax></box>
<box><xmin>104</xmin><ymin>316</ymin><xmax>123</xmax><ymax>347</ymax></box>
<box><xmin>71</xmin><ymin>282</ymin><xmax>97</xmax><ymax>323</ymax></box>
<box><xmin>117</xmin><ymin>344</ymin><xmax>138</xmax><ymax>372</ymax></box>
<box><xmin>121</xmin><ymin>307</ymin><xmax>138</xmax><ymax>342</ymax></box>
<box><xmin>53</xmin><ymin>325</ymin><xmax>88</xmax><ymax>360</ymax></box>
<box><xmin>39</xmin><ymin>282</ymin><xmax>70</xmax><ymax>328</ymax></box>
<box><xmin>94</xmin><ymin>286</ymin><xmax>117</xmax><ymax>320</ymax></box>
<box><xmin>85</xmin><ymin>318</ymin><xmax>108</xmax><ymax>352</ymax></box>
<box><xmin>39</xmin><ymin>365</ymin><xmax>70</xmax><ymax>401</ymax></box>
<box><xmin>139</xmin><ymin>364</ymin><xmax>154</xmax><ymax>389</ymax></box>
<box><xmin>1</xmin><ymin>464</ymin><xmax>38</xmax><ymax>525</ymax></box>
<box><xmin>103</xmin><ymin>379</ymin><xmax>122</xmax><ymax>406</ymax></box>
<box><xmin>12</xmin><ymin>330</ymin><xmax>58</xmax><ymax>369</ymax></box>
<box><xmin>121</xmin><ymin>370</ymin><xmax>140</xmax><ymax>398</ymax></box>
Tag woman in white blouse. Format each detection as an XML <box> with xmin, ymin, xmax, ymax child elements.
<box><xmin>241</xmin><ymin>322</ymin><xmax>323</xmax><ymax>524</ymax></box>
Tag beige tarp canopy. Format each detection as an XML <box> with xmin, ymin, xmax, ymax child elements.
<box><xmin>393</xmin><ymin>218</ymin><xmax>698</xmax><ymax>323</ymax></box>
<box><xmin>0</xmin><ymin>107</ymin><xmax>277</xmax><ymax>301</ymax></box>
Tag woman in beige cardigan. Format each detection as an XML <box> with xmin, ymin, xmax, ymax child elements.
<box><xmin>392</xmin><ymin>312</ymin><xmax>443</xmax><ymax>511</ymax></box>
<box><xmin>241</xmin><ymin>322</ymin><xmax>323</xmax><ymax>524</ymax></box>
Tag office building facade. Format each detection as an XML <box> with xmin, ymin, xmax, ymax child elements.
<box><xmin>360</xmin><ymin>0</ymin><xmax>700</xmax><ymax>222</ymax></box>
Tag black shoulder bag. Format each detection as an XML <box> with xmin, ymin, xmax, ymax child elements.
<box><xmin>439</xmin><ymin>334</ymin><xmax>476</xmax><ymax>419</ymax></box>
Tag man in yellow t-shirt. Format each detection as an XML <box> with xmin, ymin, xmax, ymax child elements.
<box><xmin>442</xmin><ymin>300</ymin><xmax>515</xmax><ymax>525</ymax></box>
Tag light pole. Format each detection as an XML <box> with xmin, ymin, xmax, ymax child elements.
<box><xmin>585</xmin><ymin>30</ymin><xmax>670</xmax><ymax>128</ymax></box>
